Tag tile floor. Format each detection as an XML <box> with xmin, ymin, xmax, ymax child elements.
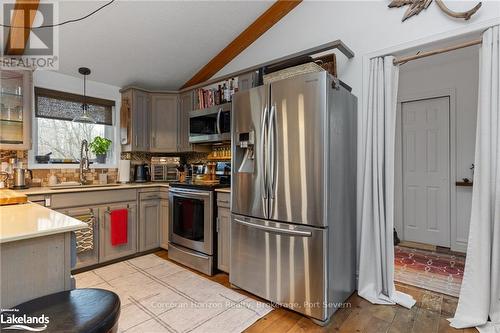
<box><xmin>75</xmin><ymin>254</ymin><xmax>272</xmax><ymax>333</ymax></box>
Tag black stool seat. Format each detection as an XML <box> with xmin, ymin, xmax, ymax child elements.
<box><xmin>6</xmin><ymin>288</ymin><xmax>120</xmax><ymax>333</ymax></box>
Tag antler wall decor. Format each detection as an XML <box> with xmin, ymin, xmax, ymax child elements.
<box><xmin>389</xmin><ymin>0</ymin><xmax>482</xmax><ymax>21</ymax></box>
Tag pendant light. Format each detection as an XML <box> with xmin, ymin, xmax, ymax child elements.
<box><xmin>72</xmin><ymin>67</ymin><xmax>96</xmax><ymax>124</ymax></box>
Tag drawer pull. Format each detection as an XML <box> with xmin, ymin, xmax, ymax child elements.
<box><xmin>234</xmin><ymin>219</ymin><xmax>312</xmax><ymax>237</ymax></box>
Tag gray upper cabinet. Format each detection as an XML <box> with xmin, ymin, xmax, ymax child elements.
<box><xmin>139</xmin><ymin>192</ymin><xmax>161</xmax><ymax>251</ymax></box>
<box><xmin>0</xmin><ymin>69</ymin><xmax>32</xmax><ymax>150</ymax></box>
<box><xmin>121</xmin><ymin>88</ymin><xmax>209</xmax><ymax>153</ymax></box>
<box><xmin>178</xmin><ymin>91</ymin><xmax>193</xmax><ymax>152</ymax></box>
<box><xmin>121</xmin><ymin>88</ymin><xmax>150</xmax><ymax>152</ymax></box>
<box><xmin>133</xmin><ymin>90</ymin><xmax>151</xmax><ymax>151</ymax></box>
<box><xmin>151</xmin><ymin>94</ymin><xmax>178</xmax><ymax>152</ymax></box>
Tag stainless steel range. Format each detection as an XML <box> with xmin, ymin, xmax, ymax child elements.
<box><xmin>168</xmin><ymin>181</ymin><xmax>227</xmax><ymax>275</ymax></box>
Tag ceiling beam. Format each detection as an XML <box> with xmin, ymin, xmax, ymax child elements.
<box><xmin>4</xmin><ymin>0</ymin><xmax>40</xmax><ymax>56</ymax></box>
<box><xmin>180</xmin><ymin>0</ymin><xmax>302</xmax><ymax>89</ymax></box>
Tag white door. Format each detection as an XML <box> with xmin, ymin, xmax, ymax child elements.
<box><xmin>402</xmin><ymin>96</ymin><xmax>450</xmax><ymax>247</ymax></box>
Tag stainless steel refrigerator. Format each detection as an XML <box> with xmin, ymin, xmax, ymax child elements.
<box><xmin>230</xmin><ymin>71</ymin><xmax>357</xmax><ymax>324</ymax></box>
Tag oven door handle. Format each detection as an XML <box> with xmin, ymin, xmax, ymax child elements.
<box><xmin>233</xmin><ymin>219</ymin><xmax>312</xmax><ymax>237</ymax></box>
<box><xmin>169</xmin><ymin>189</ymin><xmax>211</xmax><ymax>197</ymax></box>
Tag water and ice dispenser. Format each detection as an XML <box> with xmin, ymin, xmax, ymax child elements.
<box><xmin>235</xmin><ymin>130</ymin><xmax>255</xmax><ymax>173</ymax></box>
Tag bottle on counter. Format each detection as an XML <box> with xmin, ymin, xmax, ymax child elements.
<box><xmin>48</xmin><ymin>170</ymin><xmax>58</xmax><ymax>186</ymax></box>
<box><xmin>222</xmin><ymin>83</ymin><xmax>228</xmax><ymax>103</ymax></box>
<box><xmin>229</xmin><ymin>79</ymin><xmax>234</xmax><ymax>101</ymax></box>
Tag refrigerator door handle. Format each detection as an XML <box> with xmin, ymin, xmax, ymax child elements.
<box><xmin>260</xmin><ymin>105</ymin><xmax>269</xmax><ymax>218</ymax></box>
<box><xmin>269</xmin><ymin>103</ymin><xmax>277</xmax><ymax>200</ymax></box>
<box><xmin>233</xmin><ymin>218</ymin><xmax>312</xmax><ymax>237</ymax></box>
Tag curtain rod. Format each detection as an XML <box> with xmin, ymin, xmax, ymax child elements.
<box><xmin>393</xmin><ymin>38</ymin><xmax>482</xmax><ymax>65</ymax></box>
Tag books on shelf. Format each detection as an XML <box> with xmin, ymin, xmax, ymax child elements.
<box><xmin>194</xmin><ymin>77</ymin><xmax>238</xmax><ymax>110</ymax></box>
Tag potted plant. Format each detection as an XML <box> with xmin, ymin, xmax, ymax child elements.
<box><xmin>89</xmin><ymin>136</ymin><xmax>112</xmax><ymax>164</ymax></box>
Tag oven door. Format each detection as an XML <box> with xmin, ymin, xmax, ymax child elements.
<box><xmin>189</xmin><ymin>104</ymin><xmax>231</xmax><ymax>143</ymax></box>
<box><xmin>169</xmin><ymin>188</ymin><xmax>214</xmax><ymax>255</ymax></box>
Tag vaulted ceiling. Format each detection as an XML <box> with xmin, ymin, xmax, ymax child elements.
<box><xmin>53</xmin><ymin>1</ymin><xmax>273</xmax><ymax>90</ymax></box>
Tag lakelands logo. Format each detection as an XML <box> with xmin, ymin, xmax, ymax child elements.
<box><xmin>0</xmin><ymin>311</ymin><xmax>49</xmax><ymax>331</ymax></box>
<box><xmin>1</xmin><ymin>1</ymin><xmax>59</xmax><ymax>69</ymax></box>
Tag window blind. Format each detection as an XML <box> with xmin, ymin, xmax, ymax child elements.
<box><xmin>35</xmin><ymin>87</ymin><xmax>115</xmax><ymax>125</ymax></box>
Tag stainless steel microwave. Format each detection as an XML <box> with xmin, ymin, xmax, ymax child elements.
<box><xmin>189</xmin><ymin>103</ymin><xmax>231</xmax><ymax>143</ymax></box>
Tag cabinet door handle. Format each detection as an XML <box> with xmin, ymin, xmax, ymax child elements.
<box><xmin>105</xmin><ymin>207</ymin><xmax>131</xmax><ymax>215</ymax></box>
<box><xmin>142</xmin><ymin>195</ymin><xmax>160</xmax><ymax>200</ymax></box>
<box><xmin>216</xmin><ymin>217</ymin><xmax>220</xmax><ymax>233</ymax></box>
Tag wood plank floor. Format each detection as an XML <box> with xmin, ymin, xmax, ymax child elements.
<box><xmin>154</xmin><ymin>250</ymin><xmax>476</xmax><ymax>333</ymax></box>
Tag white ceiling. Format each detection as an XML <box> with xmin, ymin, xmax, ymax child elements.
<box><xmin>53</xmin><ymin>1</ymin><xmax>271</xmax><ymax>90</ymax></box>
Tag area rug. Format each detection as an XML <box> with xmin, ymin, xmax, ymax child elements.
<box><xmin>75</xmin><ymin>254</ymin><xmax>273</xmax><ymax>333</ymax></box>
<box><xmin>394</xmin><ymin>245</ymin><xmax>465</xmax><ymax>297</ymax></box>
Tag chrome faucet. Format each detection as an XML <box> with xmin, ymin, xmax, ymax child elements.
<box><xmin>79</xmin><ymin>139</ymin><xmax>90</xmax><ymax>184</ymax></box>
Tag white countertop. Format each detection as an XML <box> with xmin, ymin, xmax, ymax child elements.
<box><xmin>0</xmin><ymin>203</ymin><xmax>87</xmax><ymax>243</ymax></box>
<box><xmin>215</xmin><ymin>188</ymin><xmax>231</xmax><ymax>193</ymax></box>
<box><xmin>16</xmin><ymin>182</ymin><xmax>170</xmax><ymax>196</ymax></box>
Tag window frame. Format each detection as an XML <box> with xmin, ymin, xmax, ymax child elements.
<box><xmin>28</xmin><ymin>88</ymin><xmax>119</xmax><ymax>170</ymax></box>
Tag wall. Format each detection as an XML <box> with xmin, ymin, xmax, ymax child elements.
<box><xmin>214</xmin><ymin>1</ymin><xmax>498</xmax><ymax>255</ymax></box>
<box><xmin>0</xmin><ymin>71</ymin><xmax>122</xmax><ymax>186</ymax></box>
<box><xmin>215</xmin><ymin>1</ymin><xmax>499</xmax><ymax>95</ymax></box>
<box><xmin>395</xmin><ymin>46</ymin><xmax>479</xmax><ymax>252</ymax></box>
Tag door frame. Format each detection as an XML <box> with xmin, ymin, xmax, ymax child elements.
<box><xmin>394</xmin><ymin>88</ymin><xmax>457</xmax><ymax>248</ymax></box>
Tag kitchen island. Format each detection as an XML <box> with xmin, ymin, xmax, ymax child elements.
<box><xmin>0</xmin><ymin>202</ymin><xmax>86</xmax><ymax>308</ymax></box>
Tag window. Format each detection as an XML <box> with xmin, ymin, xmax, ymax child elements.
<box><xmin>33</xmin><ymin>87</ymin><xmax>115</xmax><ymax>165</ymax></box>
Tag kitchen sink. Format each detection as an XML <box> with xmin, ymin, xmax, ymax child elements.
<box><xmin>50</xmin><ymin>183</ymin><xmax>121</xmax><ymax>190</ymax></box>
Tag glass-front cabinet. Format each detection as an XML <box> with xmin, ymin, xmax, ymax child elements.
<box><xmin>0</xmin><ymin>69</ymin><xmax>33</xmax><ymax>149</ymax></box>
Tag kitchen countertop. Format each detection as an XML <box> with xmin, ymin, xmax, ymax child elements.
<box><xmin>0</xmin><ymin>202</ymin><xmax>87</xmax><ymax>243</ymax></box>
<box><xmin>215</xmin><ymin>188</ymin><xmax>231</xmax><ymax>193</ymax></box>
<box><xmin>15</xmin><ymin>182</ymin><xmax>170</xmax><ymax>196</ymax></box>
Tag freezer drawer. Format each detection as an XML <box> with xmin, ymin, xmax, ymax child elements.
<box><xmin>230</xmin><ymin>214</ymin><xmax>328</xmax><ymax>321</ymax></box>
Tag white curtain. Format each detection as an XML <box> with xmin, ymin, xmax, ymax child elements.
<box><xmin>450</xmin><ymin>25</ymin><xmax>500</xmax><ymax>333</ymax></box>
<box><xmin>357</xmin><ymin>56</ymin><xmax>415</xmax><ymax>309</ymax></box>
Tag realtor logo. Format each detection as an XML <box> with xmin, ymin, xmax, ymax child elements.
<box><xmin>0</xmin><ymin>309</ymin><xmax>49</xmax><ymax>332</ymax></box>
<box><xmin>1</xmin><ymin>1</ymin><xmax>59</xmax><ymax>69</ymax></box>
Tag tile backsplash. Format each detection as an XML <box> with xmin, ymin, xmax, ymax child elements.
<box><xmin>1</xmin><ymin>149</ymin><xmax>214</xmax><ymax>187</ymax></box>
<box><xmin>31</xmin><ymin>168</ymin><xmax>119</xmax><ymax>187</ymax></box>
<box><xmin>0</xmin><ymin>149</ymin><xmax>118</xmax><ymax>187</ymax></box>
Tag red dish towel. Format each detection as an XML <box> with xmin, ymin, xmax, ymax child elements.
<box><xmin>110</xmin><ymin>209</ymin><xmax>128</xmax><ymax>246</ymax></box>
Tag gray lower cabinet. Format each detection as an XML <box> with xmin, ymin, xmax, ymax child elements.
<box><xmin>139</xmin><ymin>192</ymin><xmax>162</xmax><ymax>251</ymax></box>
<box><xmin>99</xmin><ymin>202</ymin><xmax>138</xmax><ymax>263</ymax></box>
<box><xmin>160</xmin><ymin>198</ymin><xmax>169</xmax><ymax>249</ymax></box>
<box><xmin>58</xmin><ymin>206</ymin><xmax>99</xmax><ymax>269</ymax></box>
<box><xmin>217</xmin><ymin>192</ymin><xmax>231</xmax><ymax>273</ymax></box>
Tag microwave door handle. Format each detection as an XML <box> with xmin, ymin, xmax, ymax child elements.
<box><xmin>216</xmin><ymin>108</ymin><xmax>222</xmax><ymax>135</ymax></box>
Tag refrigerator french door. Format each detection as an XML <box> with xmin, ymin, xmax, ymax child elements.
<box><xmin>232</xmin><ymin>72</ymin><xmax>328</xmax><ymax>226</ymax></box>
<box><xmin>231</xmin><ymin>85</ymin><xmax>269</xmax><ymax>220</ymax></box>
